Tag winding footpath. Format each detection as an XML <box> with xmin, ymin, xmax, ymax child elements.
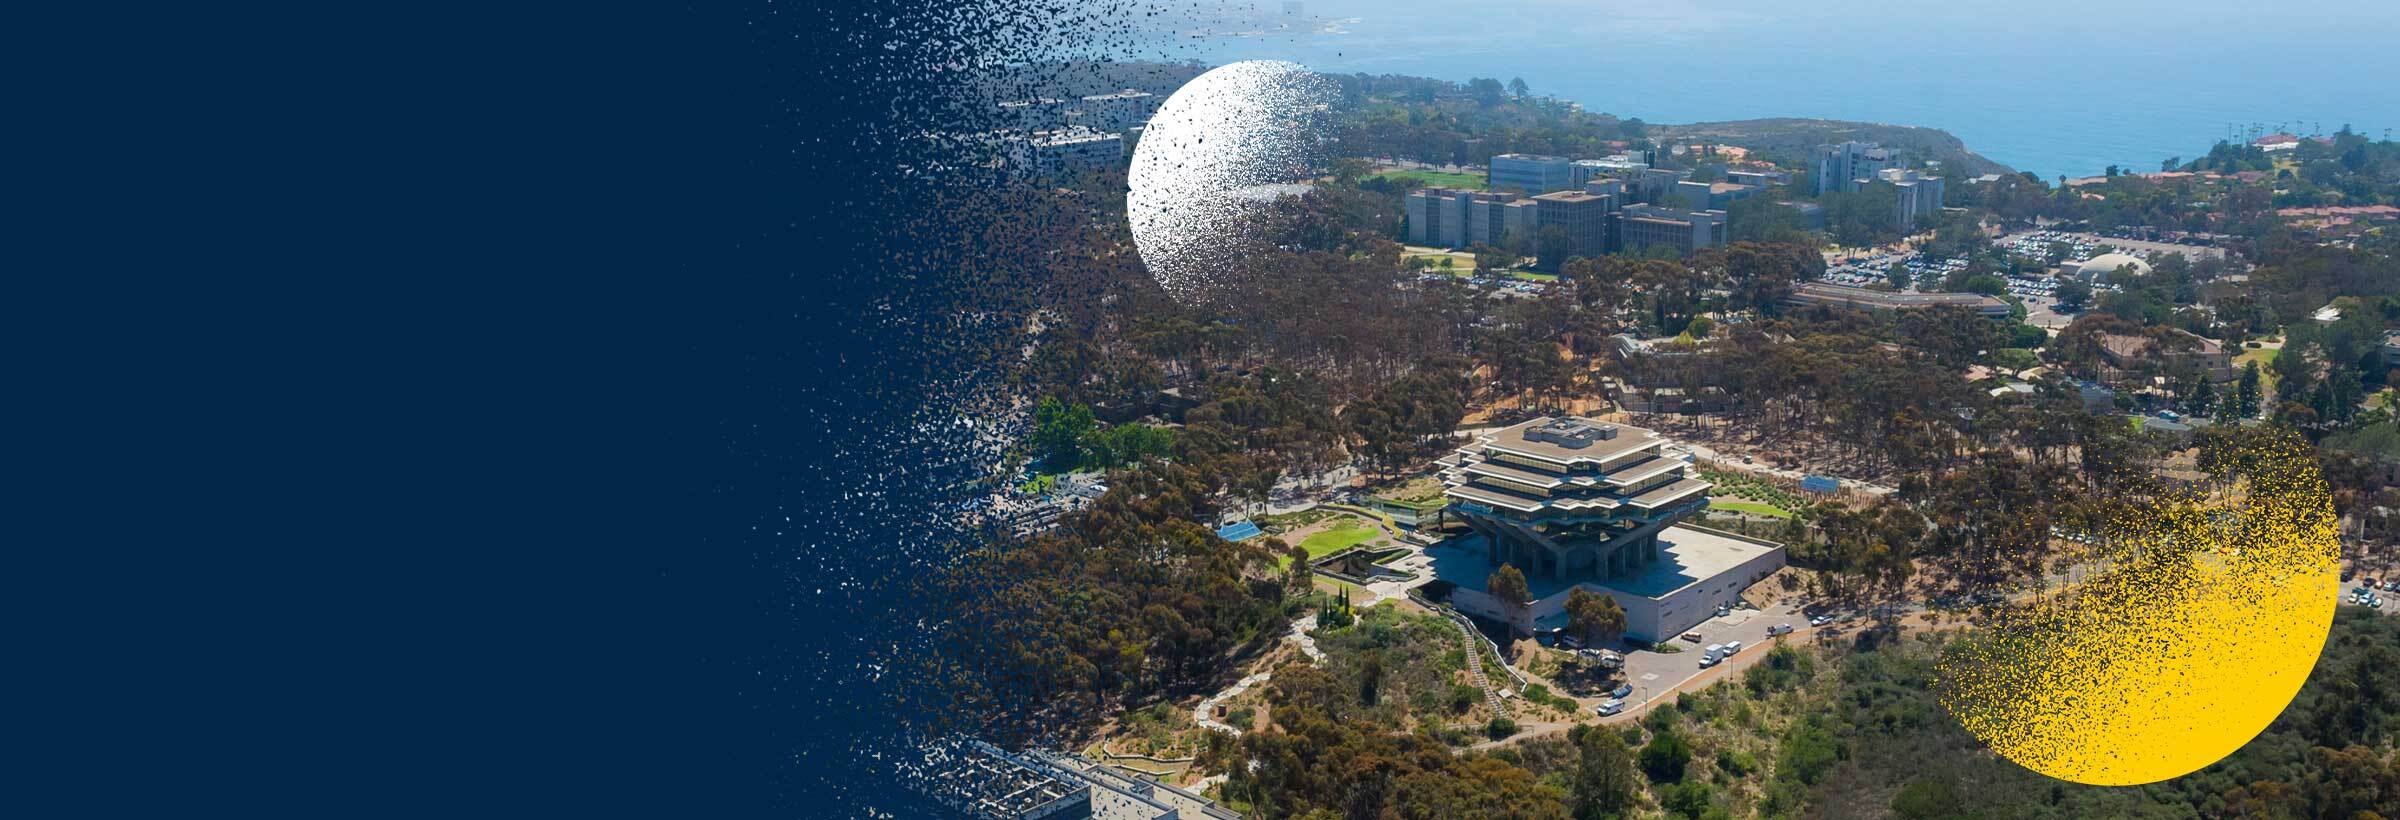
<box><xmin>1192</xmin><ymin>583</ymin><xmax>1413</xmax><ymax>736</ymax></box>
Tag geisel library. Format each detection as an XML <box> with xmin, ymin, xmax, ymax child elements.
<box><xmin>1432</xmin><ymin>417</ymin><xmax>1786</xmax><ymax>643</ymax></box>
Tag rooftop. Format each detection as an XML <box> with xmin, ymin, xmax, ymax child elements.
<box><xmin>1430</xmin><ymin>525</ymin><xmax>1782</xmax><ymax>602</ymax></box>
<box><xmin>2100</xmin><ymin>329</ymin><xmax>2224</xmax><ymax>359</ymax></box>
<box><xmin>1476</xmin><ymin>416</ymin><xmax>1662</xmax><ymax>466</ymax></box>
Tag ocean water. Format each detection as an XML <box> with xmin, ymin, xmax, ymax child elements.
<box><xmin>1148</xmin><ymin>0</ymin><xmax>2400</xmax><ymax>179</ymax></box>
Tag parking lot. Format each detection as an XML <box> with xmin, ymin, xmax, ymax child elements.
<box><xmin>1582</xmin><ymin>599</ymin><xmax>1808</xmax><ymax>716</ymax></box>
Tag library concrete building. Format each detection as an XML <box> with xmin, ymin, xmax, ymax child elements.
<box><xmin>1430</xmin><ymin>417</ymin><xmax>1786</xmax><ymax>643</ymax></box>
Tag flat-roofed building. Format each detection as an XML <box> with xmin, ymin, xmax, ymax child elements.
<box><xmin>1877</xmin><ymin>168</ymin><xmax>1946</xmax><ymax>230</ymax></box>
<box><xmin>1570</xmin><ymin>156</ymin><xmax>1650</xmax><ymax>187</ymax></box>
<box><xmin>1617</xmin><ymin>204</ymin><xmax>1727</xmax><ymax>257</ymax></box>
<box><xmin>915</xmin><ymin>740</ymin><xmax>1093</xmax><ymax>819</ymax></box>
<box><xmin>1489</xmin><ymin>153</ymin><xmax>1576</xmax><ymax>193</ymax></box>
<box><xmin>1676</xmin><ymin>180</ymin><xmax>1762</xmax><ymax>212</ymax></box>
<box><xmin>1726</xmin><ymin>169</ymin><xmax>1792</xmax><ymax>188</ymax></box>
<box><xmin>913</xmin><ymin>740</ymin><xmax>1242</xmax><ymax>820</ymax></box>
<box><xmin>1786</xmin><ymin>281</ymin><xmax>2008</xmax><ymax>317</ymax></box>
<box><xmin>2099</xmin><ymin>329</ymin><xmax>2236</xmax><ymax>383</ymax></box>
<box><xmin>1407</xmin><ymin>187</ymin><xmax>1535</xmax><ymax>249</ymax></box>
<box><xmin>1531</xmin><ymin>189</ymin><xmax>1617</xmax><ymax>267</ymax></box>
<box><xmin>1076</xmin><ymin>89</ymin><xmax>1160</xmax><ymax>132</ymax></box>
<box><xmin>1432</xmin><ymin>417</ymin><xmax>1783</xmax><ymax>641</ymax></box>
<box><xmin>1812</xmin><ymin>141</ymin><xmax>1898</xmax><ymax>195</ymax></box>
<box><xmin>1629</xmin><ymin>168</ymin><xmax>1685</xmax><ymax>204</ymax></box>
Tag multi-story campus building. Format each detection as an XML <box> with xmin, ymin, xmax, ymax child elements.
<box><xmin>1406</xmin><ymin>187</ymin><xmax>1537</xmax><ymax>249</ymax></box>
<box><xmin>1432</xmin><ymin>417</ymin><xmax>1785</xmax><ymax>642</ymax></box>
<box><xmin>1489</xmin><ymin>153</ymin><xmax>1576</xmax><ymax>193</ymax></box>
<box><xmin>1878</xmin><ymin>168</ymin><xmax>1946</xmax><ymax>230</ymax></box>
<box><xmin>1617</xmin><ymin>204</ymin><xmax>1728</xmax><ymax>256</ymax></box>
<box><xmin>1726</xmin><ymin>169</ymin><xmax>1792</xmax><ymax>188</ymax></box>
<box><xmin>1074</xmin><ymin>89</ymin><xmax>1160</xmax><ymax>132</ymax></box>
<box><xmin>2098</xmin><ymin>329</ymin><xmax>2237</xmax><ymax>384</ymax></box>
<box><xmin>1812</xmin><ymin>141</ymin><xmax>1898</xmax><ymax>196</ymax></box>
<box><xmin>1570</xmin><ymin>156</ymin><xmax>1650</xmax><ymax>187</ymax></box>
<box><xmin>1531</xmin><ymin>189</ymin><xmax>1617</xmax><ymax>266</ymax></box>
<box><xmin>1627</xmin><ymin>168</ymin><xmax>1685</xmax><ymax>204</ymax></box>
<box><xmin>1675</xmin><ymin>180</ymin><xmax>1762</xmax><ymax>213</ymax></box>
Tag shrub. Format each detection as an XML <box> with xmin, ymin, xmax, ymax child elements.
<box><xmin>1450</xmin><ymin>683</ymin><xmax>1481</xmax><ymax>713</ymax></box>
<box><xmin>1641</xmin><ymin>729</ymin><xmax>1693</xmax><ymax>783</ymax></box>
<box><xmin>1486</xmin><ymin>716</ymin><xmax>1519</xmax><ymax>739</ymax></box>
<box><xmin>1714</xmin><ymin>749</ymin><xmax>1754</xmax><ymax>777</ymax></box>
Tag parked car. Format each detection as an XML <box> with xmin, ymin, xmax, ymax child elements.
<box><xmin>1809</xmin><ymin>615</ymin><xmax>1833</xmax><ymax>627</ymax></box>
<box><xmin>1768</xmin><ymin>623</ymin><xmax>1794</xmax><ymax>636</ymax></box>
<box><xmin>1597</xmin><ymin>699</ymin><xmax>1625</xmax><ymax>716</ymax></box>
<box><xmin>1723</xmin><ymin>640</ymin><xmax>1743</xmax><ymax>655</ymax></box>
<box><xmin>1611</xmin><ymin>682</ymin><xmax>1633</xmax><ymax>699</ymax></box>
<box><xmin>1680</xmin><ymin>632</ymin><xmax>1704</xmax><ymax>643</ymax></box>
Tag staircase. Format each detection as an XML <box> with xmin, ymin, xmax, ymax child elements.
<box><xmin>1414</xmin><ymin>591</ymin><xmax>1509</xmax><ymax>718</ymax></box>
<box><xmin>1460</xmin><ymin>624</ymin><xmax>1509</xmax><ymax>718</ymax></box>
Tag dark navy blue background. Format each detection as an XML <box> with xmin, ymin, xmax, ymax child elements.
<box><xmin>29</xmin><ymin>2</ymin><xmax>958</xmax><ymax>816</ymax></box>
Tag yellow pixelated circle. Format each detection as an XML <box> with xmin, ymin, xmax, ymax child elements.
<box><xmin>1937</xmin><ymin>432</ymin><xmax>2339</xmax><ymax>785</ymax></box>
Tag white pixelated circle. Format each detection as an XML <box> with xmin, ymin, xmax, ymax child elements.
<box><xmin>1127</xmin><ymin>60</ymin><xmax>1337</xmax><ymax>302</ymax></box>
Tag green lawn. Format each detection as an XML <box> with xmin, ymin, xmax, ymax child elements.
<box><xmin>2235</xmin><ymin>346</ymin><xmax>2278</xmax><ymax>369</ymax></box>
<box><xmin>2236</xmin><ymin>346</ymin><xmax>2281</xmax><ymax>392</ymax></box>
<box><xmin>1710</xmin><ymin>499</ymin><xmax>1795</xmax><ymax>519</ymax></box>
<box><xmin>1300</xmin><ymin>520</ymin><xmax>1381</xmax><ymax>557</ymax></box>
<box><xmin>1372</xmin><ymin>169</ymin><xmax>1485</xmax><ymax>190</ymax></box>
<box><xmin>1510</xmin><ymin>270</ymin><xmax>1559</xmax><ymax>283</ymax></box>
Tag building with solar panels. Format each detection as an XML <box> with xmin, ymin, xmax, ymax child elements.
<box><xmin>916</xmin><ymin>740</ymin><xmax>1240</xmax><ymax>820</ymax></box>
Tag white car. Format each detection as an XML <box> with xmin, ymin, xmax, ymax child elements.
<box><xmin>1597</xmin><ymin>699</ymin><xmax>1625</xmax><ymax>716</ymax></box>
<box><xmin>1768</xmin><ymin>623</ymin><xmax>1794</xmax><ymax>636</ymax></box>
<box><xmin>1723</xmin><ymin>640</ymin><xmax>1743</xmax><ymax>655</ymax></box>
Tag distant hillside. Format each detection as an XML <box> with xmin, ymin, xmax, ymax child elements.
<box><xmin>1654</xmin><ymin>118</ymin><xmax>2014</xmax><ymax>177</ymax></box>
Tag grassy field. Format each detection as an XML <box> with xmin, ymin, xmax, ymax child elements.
<box><xmin>2236</xmin><ymin>345</ymin><xmax>2281</xmax><ymax>393</ymax></box>
<box><xmin>1300</xmin><ymin>519</ymin><xmax>1381</xmax><ymax>557</ymax></box>
<box><xmin>1371</xmin><ymin>169</ymin><xmax>1485</xmax><ymax>190</ymax></box>
<box><xmin>2235</xmin><ymin>345</ymin><xmax>2279</xmax><ymax>368</ymax></box>
<box><xmin>1710</xmin><ymin>499</ymin><xmax>1796</xmax><ymax>519</ymax></box>
<box><xmin>1510</xmin><ymin>270</ymin><xmax>1559</xmax><ymax>283</ymax></box>
<box><xmin>1404</xmin><ymin>250</ymin><xmax>1474</xmax><ymax>275</ymax></box>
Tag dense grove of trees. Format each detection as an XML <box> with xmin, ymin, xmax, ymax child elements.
<box><xmin>930</xmin><ymin>67</ymin><xmax>2400</xmax><ymax>814</ymax></box>
<box><xmin>1330</xmin><ymin>73</ymin><xmax>1642</xmax><ymax>166</ymax></box>
<box><xmin>927</xmin><ymin>459</ymin><xmax>1294</xmax><ymax>745</ymax></box>
<box><xmin>1342</xmin><ymin>359</ymin><xmax>1471</xmax><ymax>476</ymax></box>
<box><xmin>1785</xmin><ymin>613</ymin><xmax>2400</xmax><ymax>819</ymax></box>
